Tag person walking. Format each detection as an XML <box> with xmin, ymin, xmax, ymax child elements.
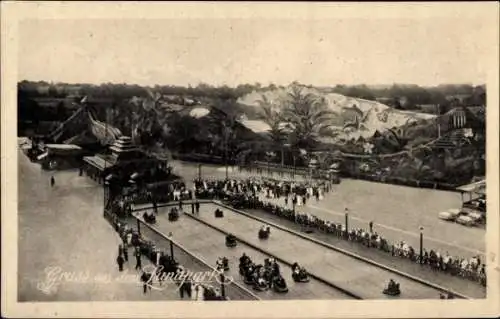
<box><xmin>135</xmin><ymin>248</ymin><xmax>142</xmax><ymax>270</ymax></box>
<box><xmin>141</xmin><ymin>271</ymin><xmax>152</xmax><ymax>294</ymax></box>
<box><xmin>50</xmin><ymin>176</ymin><xmax>55</xmax><ymax>187</ymax></box>
<box><xmin>126</xmin><ymin>232</ymin><xmax>133</xmax><ymax>246</ymax></box>
<box><xmin>179</xmin><ymin>279</ymin><xmax>192</xmax><ymax>299</ymax></box>
<box><xmin>117</xmin><ymin>254</ymin><xmax>124</xmax><ymax>272</ymax></box>
<box><xmin>123</xmin><ymin>245</ymin><xmax>128</xmax><ymax>262</ymax></box>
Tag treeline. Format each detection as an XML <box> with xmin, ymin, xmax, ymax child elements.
<box><xmin>18</xmin><ymin>80</ymin><xmax>486</xmax><ymax>118</ymax></box>
<box><xmin>17</xmin><ymin>80</ymin><xmax>281</xmax><ymax>101</ymax></box>
<box><xmin>326</xmin><ymin>83</ymin><xmax>486</xmax><ymax>111</ymax></box>
<box><xmin>19</xmin><ymin>80</ymin><xmax>486</xmax><ymax>108</ymax></box>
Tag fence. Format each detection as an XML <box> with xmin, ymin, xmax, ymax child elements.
<box><xmin>242</xmin><ymin>162</ymin><xmax>461</xmax><ymax>191</ymax></box>
<box><xmin>132</xmin><ymin>216</ymin><xmax>259</xmax><ymax>301</ymax></box>
<box><xmin>238</xmin><ymin>163</ymin><xmax>311</xmax><ymax>182</ymax></box>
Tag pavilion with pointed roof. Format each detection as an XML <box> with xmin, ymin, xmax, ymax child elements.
<box><xmin>82</xmin><ymin>135</ymin><xmax>177</xmax><ymax>186</ymax></box>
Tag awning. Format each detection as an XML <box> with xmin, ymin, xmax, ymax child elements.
<box><xmin>456</xmin><ymin>180</ymin><xmax>486</xmax><ymax>195</ymax></box>
<box><xmin>45</xmin><ymin>144</ymin><xmax>82</xmax><ymax>151</ymax></box>
<box><xmin>83</xmin><ymin>155</ymin><xmax>113</xmax><ymax>171</ymax></box>
<box><xmin>37</xmin><ymin>152</ymin><xmax>49</xmax><ymax>160</ymax></box>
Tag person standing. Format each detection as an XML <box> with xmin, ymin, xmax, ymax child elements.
<box><xmin>284</xmin><ymin>196</ymin><xmax>288</xmax><ymax>206</ymax></box>
<box><xmin>123</xmin><ymin>245</ymin><xmax>128</xmax><ymax>262</ymax></box>
<box><xmin>135</xmin><ymin>248</ymin><xmax>142</xmax><ymax>270</ymax></box>
<box><xmin>369</xmin><ymin>221</ymin><xmax>374</xmax><ymax>234</ymax></box>
<box><xmin>141</xmin><ymin>271</ymin><xmax>152</xmax><ymax>294</ymax></box>
<box><xmin>195</xmin><ymin>201</ymin><xmax>200</xmax><ymax>214</ymax></box>
<box><xmin>179</xmin><ymin>279</ymin><xmax>192</xmax><ymax>299</ymax></box>
<box><xmin>50</xmin><ymin>176</ymin><xmax>55</xmax><ymax>187</ymax></box>
<box><xmin>156</xmin><ymin>249</ymin><xmax>161</xmax><ymax>266</ymax></box>
<box><xmin>117</xmin><ymin>254</ymin><xmax>124</xmax><ymax>272</ymax></box>
<box><xmin>126</xmin><ymin>232</ymin><xmax>133</xmax><ymax>246</ymax></box>
<box><xmin>153</xmin><ymin>201</ymin><xmax>158</xmax><ymax>214</ymax></box>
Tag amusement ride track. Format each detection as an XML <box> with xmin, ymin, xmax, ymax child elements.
<box><xmin>135</xmin><ymin>208</ymin><xmax>355</xmax><ymax>300</ymax></box>
<box><xmin>183</xmin><ymin>202</ymin><xmax>470</xmax><ymax>300</ymax></box>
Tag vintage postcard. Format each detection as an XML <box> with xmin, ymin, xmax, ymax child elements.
<box><xmin>1</xmin><ymin>1</ymin><xmax>499</xmax><ymax>318</ymax></box>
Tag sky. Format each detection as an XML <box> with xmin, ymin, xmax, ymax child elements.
<box><xmin>18</xmin><ymin>17</ymin><xmax>493</xmax><ymax>87</ymax></box>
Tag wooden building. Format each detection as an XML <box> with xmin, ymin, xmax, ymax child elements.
<box><xmin>83</xmin><ymin>135</ymin><xmax>181</xmax><ymax>213</ymax></box>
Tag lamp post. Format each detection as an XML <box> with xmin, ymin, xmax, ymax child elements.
<box><xmin>168</xmin><ymin>232</ymin><xmax>174</xmax><ymax>259</ymax></box>
<box><xmin>103</xmin><ymin>180</ymin><xmax>109</xmax><ymax>216</ymax></box>
<box><xmin>103</xmin><ymin>173</ymin><xmax>115</xmax><ymax>216</ymax></box>
<box><xmin>308</xmin><ymin>158</ymin><xmax>318</xmax><ymax>182</ymax></box>
<box><xmin>419</xmin><ymin>226</ymin><xmax>424</xmax><ymax>264</ymax></box>
<box><xmin>284</xmin><ymin>143</ymin><xmax>294</xmax><ymax>179</ymax></box>
<box><xmin>292</xmin><ymin>155</ymin><xmax>296</xmax><ymax>180</ymax></box>
<box><xmin>225</xmin><ymin>145</ymin><xmax>229</xmax><ymax>180</ymax></box>
<box><xmin>220</xmin><ymin>272</ymin><xmax>226</xmax><ymax>299</ymax></box>
<box><xmin>224</xmin><ymin>126</ymin><xmax>229</xmax><ymax>180</ymax></box>
<box><xmin>345</xmin><ymin>208</ymin><xmax>349</xmax><ymax>233</ymax></box>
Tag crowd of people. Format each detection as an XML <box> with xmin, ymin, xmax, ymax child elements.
<box><xmin>193</xmin><ymin>177</ymin><xmax>332</xmax><ymax>204</ymax></box>
<box><xmin>192</xmin><ymin>177</ymin><xmax>487</xmax><ymax>287</ymax></box>
<box><xmin>107</xmin><ymin>211</ymin><xmax>228</xmax><ymax>300</ymax></box>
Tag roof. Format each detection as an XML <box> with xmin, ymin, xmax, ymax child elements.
<box><xmin>239</xmin><ymin>119</ymin><xmax>271</xmax><ymax>133</ymax></box>
<box><xmin>456</xmin><ymin>180</ymin><xmax>486</xmax><ymax>195</ymax></box>
<box><xmin>45</xmin><ymin>144</ymin><xmax>82</xmax><ymax>150</ymax></box>
<box><xmin>83</xmin><ymin>155</ymin><xmax>113</xmax><ymax>171</ymax></box>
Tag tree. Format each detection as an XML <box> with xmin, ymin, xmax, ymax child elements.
<box><xmin>166</xmin><ymin>113</ymin><xmax>204</xmax><ymax>152</ymax></box>
<box><xmin>55</xmin><ymin>101</ymin><xmax>66</xmax><ymax>120</ymax></box>
<box><xmin>281</xmin><ymin>85</ymin><xmax>338</xmax><ymax>150</ymax></box>
<box><xmin>255</xmin><ymin>95</ymin><xmax>288</xmax><ymax>164</ymax></box>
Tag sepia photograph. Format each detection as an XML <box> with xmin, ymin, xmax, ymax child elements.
<box><xmin>2</xmin><ymin>2</ymin><xmax>499</xmax><ymax>318</ymax></box>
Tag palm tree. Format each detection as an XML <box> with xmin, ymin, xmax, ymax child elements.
<box><xmin>381</xmin><ymin>127</ymin><xmax>412</xmax><ymax>153</ymax></box>
<box><xmin>342</xmin><ymin>104</ymin><xmax>370</xmax><ymax>132</ymax></box>
<box><xmin>281</xmin><ymin>85</ymin><xmax>338</xmax><ymax>150</ymax></box>
<box><xmin>257</xmin><ymin>95</ymin><xmax>288</xmax><ymax>165</ymax></box>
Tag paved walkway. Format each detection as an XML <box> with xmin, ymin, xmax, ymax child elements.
<box><xmin>191</xmin><ymin>203</ymin><xmax>446</xmax><ymax>299</ymax></box>
<box><xmin>138</xmin><ymin>209</ymin><xmax>350</xmax><ymax>300</ymax></box>
<box><xmin>18</xmin><ymin>149</ymin><xmax>181</xmax><ymax>301</ymax></box>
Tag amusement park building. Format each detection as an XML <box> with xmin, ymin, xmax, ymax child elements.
<box><xmin>82</xmin><ymin>135</ymin><xmax>176</xmax><ymax>187</ymax></box>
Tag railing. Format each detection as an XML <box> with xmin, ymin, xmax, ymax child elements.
<box><xmin>244</xmin><ymin>162</ymin><xmax>462</xmax><ymax>190</ymax></box>
<box><xmin>133</xmin><ymin>216</ymin><xmax>260</xmax><ymax>301</ymax></box>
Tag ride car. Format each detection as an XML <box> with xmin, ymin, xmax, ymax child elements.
<box><xmin>438</xmin><ymin>208</ymin><xmax>461</xmax><ymax>221</ymax></box>
<box><xmin>456</xmin><ymin>213</ymin><xmax>478</xmax><ymax>227</ymax></box>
